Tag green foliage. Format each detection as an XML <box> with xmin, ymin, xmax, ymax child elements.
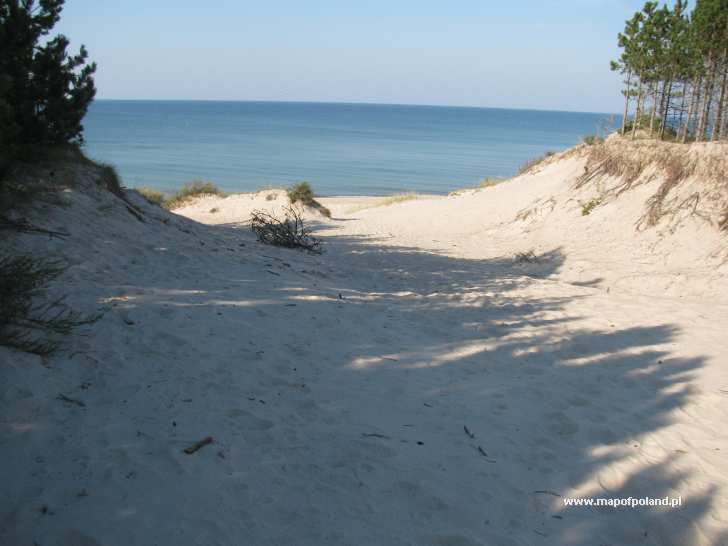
<box><xmin>0</xmin><ymin>0</ymin><xmax>97</xmax><ymax>164</ymax></box>
<box><xmin>0</xmin><ymin>254</ymin><xmax>100</xmax><ymax>355</ymax></box>
<box><xmin>518</xmin><ymin>151</ymin><xmax>555</xmax><ymax>175</ymax></box>
<box><xmin>164</xmin><ymin>181</ymin><xmax>223</xmax><ymax>210</ymax></box>
<box><xmin>581</xmin><ymin>197</ymin><xmax>602</xmax><ymax>216</ymax></box>
<box><xmin>287</xmin><ymin>182</ymin><xmax>316</xmax><ymax>206</ymax></box>
<box><xmin>287</xmin><ymin>181</ymin><xmax>331</xmax><ymax>217</ymax></box>
<box><xmin>137</xmin><ymin>187</ymin><xmax>165</xmax><ymax>206</ymax></box>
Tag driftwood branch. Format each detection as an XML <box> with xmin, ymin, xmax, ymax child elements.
<box><xmin>250</xmin><ymin>206</ymin><xmax>321</xmax><ymax>252</ymax></box>
<box><xmin>183</xmin><ymin>436</ymin><xmax>214</xmax><ymax>454</ymax></box>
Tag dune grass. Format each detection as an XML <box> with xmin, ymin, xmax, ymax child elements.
<box><xmin>134</xmin><ymin>181</ymin><xmax>225</xmax><ymax>210</ymax></box>
<box><xmin>348</xmin><ymin>192</ymin><xmax>420</xmax><ymax>212</ymax></box>
<box><xmin>518</xmin><ymin>151</ymin><xmax>556</xmax><ymax>175</ymax></box>
<box><xmin>164</xmin><ymin>181</ymin><xmax>224</xmax><ymax>210</ymax></box>
<box><xmin>449</xmin><ymin>177</ymin><xmax>509</xmax><ymax>196</ymax></box>
<box><xmin>137</xmin><ymin>187</ymin><xmax>165</xmax><ymax>206</ymax></box>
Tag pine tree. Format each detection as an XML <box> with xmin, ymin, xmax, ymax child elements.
<box><xmin>615</xmin><ymin>0</ymin><xmax>728</xmax><ymax>142</ymax></box>
<box><xmin>0</xmin><ymin>0</ymin><xmax>96</xmax><ymax>168</ymax></box>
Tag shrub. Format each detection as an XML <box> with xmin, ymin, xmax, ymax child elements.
<box><xmin>518</xmin><ymin>151</ymin><xmax>555</xmax><ymax>175</ymax></box>
<box><xmin>0</xmin><ymin>255</ymin><xmax>100</xmax><ymax>355</ymax></box>
<box><xmin>250</xmin><ymin>206</ymin><xmax>321</xmax><ymax>252</ymax></box>
<box><xmin>287</xmin><ymin>182</ymin><xmax>315</xmax><ymax>205</ymax></box>
<box><xmin>164</xmin><ymin>181</ymin><xmax>223</xmax><ymax>210</ymax></box>
<box><xmin>287</xmin><ymin>181</ymin><xmax>331</xmax><ymax>217</ymax></box>
<box><xmin>581</xmin><ymin>197</ymin><xmax>602</xmax><ymax>216</ymax></box>
<box><xmin>137</xmin><ymin>187</ymin><xmax>165</xmax><ymax>206</ymax></box>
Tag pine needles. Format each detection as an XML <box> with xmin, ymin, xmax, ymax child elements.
<box><xmin>0</xmin><ymin>255</ymin><xmax>100</xmax><ymax>355</ymax></box>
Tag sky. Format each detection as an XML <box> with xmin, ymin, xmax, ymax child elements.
<box><xmin>55</xmin><ymin>0</ymin><xmax>652</xmax><ymax>113</ymax></box>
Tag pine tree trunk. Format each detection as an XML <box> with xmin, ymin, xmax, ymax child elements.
<box><xmin>698</xmin><ymin>53</ymin><xmax>716</xmax><ymax>140</ymax></box>
<box><xmin>659</xmin><ymin>78</ymin><xmax>673</xmax><ymax>140</ymax></box>
<box><xmin>685</xmin><ymin>75</ymin><xmax>702</xmax><ymax>143</ymax></box>
<box><xmin>677</xmin><ymin>82</ymin><xmax>688</xmax><ymax>140</ymax></box>
<box><xmin>620</xmin><ymin>70</ymin><xmax>632</xmax><ymax>135</ymax></box>
<box><xmin>711</xmin><ymin>50</ymin><xmax>728</xmax><ymax>141</ymax></box>
<box><xmin>632</xmin><ymin>79</ymin><xmax>644</xmax><ymax>140</ymax></box>
<box><xmin>649</xmin><ymin>83</ymin><xmax>659</xmax><ymax>136</ymax></box>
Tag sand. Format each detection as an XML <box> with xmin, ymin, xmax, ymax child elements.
<box><xmin>1</xmin><ymin>143</ymin><xmax>728</xmax><ymax>546</ymax></box>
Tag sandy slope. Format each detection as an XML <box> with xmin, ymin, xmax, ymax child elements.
<box><xmin>1</xmin><ymin>145</ymin><xmax>728</xmax><ymax>546</ymax></box>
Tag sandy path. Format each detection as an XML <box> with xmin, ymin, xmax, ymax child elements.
<box><xmin>2</xmin><ymin>162</ymin><xmax>728</xmax><ymax>545</ymax></box>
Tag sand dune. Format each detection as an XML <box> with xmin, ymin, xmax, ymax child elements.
<box><xmin>2</xmin><ymin>140</ymin><xmax>727</xmax><ymax>545</ymax></box>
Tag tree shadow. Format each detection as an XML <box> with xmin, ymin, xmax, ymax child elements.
<box><xmin>6</xmin><ymin>216</ymin><xmax>720</xmax><ymax>546</ymax></box>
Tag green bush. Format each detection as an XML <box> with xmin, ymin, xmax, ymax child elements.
<box><xmin>581</xmin><ymin>197</ymin><xmax>602</xmax><ymax>216</ymax></box>
<box><xmin>287</xmin><ymin>182</ymin><xmax>331</xmax><ymax>218</ymax></box>
<box><xmin>287</xmin><ymin>182</ymin><xmax>316</xmax><ymax>206</ymax></box>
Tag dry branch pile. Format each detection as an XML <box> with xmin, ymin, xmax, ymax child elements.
<box><xmin>250</xmin><ymin>206</ymin><xmax>322</xmax><ymax>252</ymax></box>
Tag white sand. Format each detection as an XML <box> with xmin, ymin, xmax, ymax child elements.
<box><xmin>2</xmin><ymin>143</ymin><xmax>728</xmax><ymax>545</ymax></box>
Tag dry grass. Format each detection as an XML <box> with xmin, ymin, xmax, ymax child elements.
<box><xmin>349</xmin><ymin>192</ymin><xmax>420</xmax><ymax>212</ymax></box>
<box><xmin>377</xmin><ymin>192</ymin><xmax>419</xmax><ymax>206</ymax></box>
<box><xmin>518</xmin><ymin>151</ymin><xmax>556</xmax><ymax>175</ymax></box>
<box><xmin>0</xmin><ymin>146</ymin><xmax>147</xmax><ymax>223</ymax></box>
<box><xmin>576</xmin><ymin>137</ymin><xmax>728</xmax><ymax>230</ymax></box>
<box><xmin>137</xmin><ymin>187</ymin><xmax>165</xmax><ymax>206</ymax></box>
<box><xmin>513</xmin><ymin>250</ymin><xmax>539</xmax><ymax>263</ymax></box>
<box><xmin>449</xmin><ymin>178</ymin><xmax>508</xmax><ymax>196</ymax></box>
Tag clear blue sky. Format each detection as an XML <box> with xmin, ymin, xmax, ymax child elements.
<box><xmin>56</xmin><ymin>0</ymin><xmax>650</xmax><ymax>113</ymax></box>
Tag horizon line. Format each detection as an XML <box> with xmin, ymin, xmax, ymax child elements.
<box><xmin>93</xmin><ymin>97</ymin><xmax>619</xmax><ymax>117</ymax></box>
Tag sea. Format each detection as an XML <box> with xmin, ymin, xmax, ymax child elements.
<box><xmin>81</xmin><ymin>100</ymin><xmax>617</xmax><ymax>196</ymax></box>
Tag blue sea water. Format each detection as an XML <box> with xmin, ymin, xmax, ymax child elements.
<box><xmin>82</xmin><ymin>100</ymin><xmax>616</xmax><ymax>196</ymax></box>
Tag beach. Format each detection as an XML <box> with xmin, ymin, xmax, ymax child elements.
<box><xmin>1</xmin><ymin>138</ymin><xmax>728</xmax><ymax>545</ymax></box>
